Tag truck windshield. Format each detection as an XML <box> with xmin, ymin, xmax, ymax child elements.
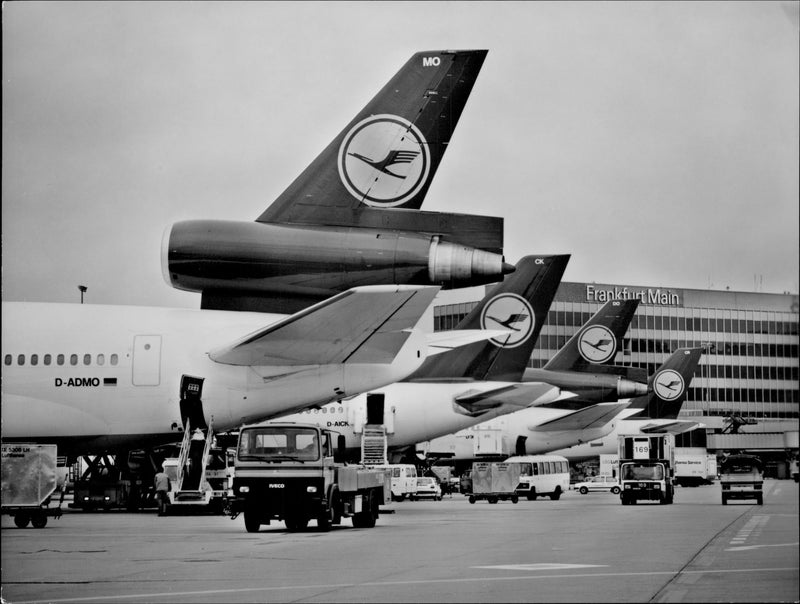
<box><xmin>621</xmin><ymin>463</ymin><xmax>664</xmax><ymax>481</ymax></box>
<box><xmin>238</xmin><ymin>427</ymin><xmax>320</xmax><ymax>461</ymax></box>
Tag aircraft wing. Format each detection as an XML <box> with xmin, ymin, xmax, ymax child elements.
<box><xmin>453</xmin><ymin>383</ymin><xmax>561</xmax><ymax>417</ymax></box>
<box><xmin>209</xmin><ymin>285</ymin><xmax>439</xmax><ymax>366</ymax></box>
<box><xmin>530</xmin><ymin>402</ymin><xmax>631</xmax><ymax>432</ymax></box>
<box><xmin>639</xmin><ymin>421</ymin><xmax>705</xmax><ymax>434</ymax></box>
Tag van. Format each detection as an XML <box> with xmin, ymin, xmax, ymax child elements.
<box><xmin>373</xmin><ymin>464</ymin><xmax>417</xmax><ymax>501</ymax></box>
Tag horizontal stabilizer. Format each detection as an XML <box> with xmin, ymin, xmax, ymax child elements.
<box><xmin>531</xmin><ymin>402</ymin><xmax>630</xmax><ymax>432</ymax></box>
<box><xmin>425</xmin><ymin>329</ymin><xmax>513</xmax><ymax>356</ymax></box>
<box><xmin>209</xmin><ymin>285</ymin><xmax>438</xmax><ymax>366</ymax></box>
<box><xmin>639</xmin><ymin>421</ymin><xmax>705</xmax><ymax>434</ymax></box>
<box><xmin>453</xmin><ymin>383</ymin><xmax>561</xmax><ymax>417</ymax></box>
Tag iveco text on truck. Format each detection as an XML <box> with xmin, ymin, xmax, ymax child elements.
<box><xmin>228</xmin><ymin>424</ymin><xmax>390</xmax><ymax>532</ymax></box>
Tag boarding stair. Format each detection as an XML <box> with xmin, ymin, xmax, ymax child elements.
<box><xmin>360</xmin><ymin>424</ymin><xmax>388</xmax><ymax>466</ymax></box>
<box><xmin>169</xmin><ymin>420</ymin><xmax>214</xmax><ymax>505</ymax></box>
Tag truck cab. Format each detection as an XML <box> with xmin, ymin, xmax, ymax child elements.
<box><xmin>618</xmin><ymin>434</ymin><xmax>675</xmax><ymax>505</ymax></box>
<box><xmin>720</xmin><ymin>454</ymin><xmax>763</xmax><ymax>505</ymax></box>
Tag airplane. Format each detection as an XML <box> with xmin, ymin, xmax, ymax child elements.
<box><xmin>161</xmin><ymin>49</ymin><xmax>516</xmax><ymax>314</ymax></box>
<box><xmin>424</xmin><ymin>347</ymin><xmax>704</xmax><ymax>460</ymax></box>
<box><xmin>0</xmin><ymin>285</ymin><xmax>506</xmax><ymax>459</ymax></box>
<box><xmin>549</xmin><ymin>347</ymin><xmax>708</xmax><ymax>460</ymax></box>
<box><xmin>265</xmin><ymin>255</ymin><xmax>575</xmax><ymax>458</ymax></box>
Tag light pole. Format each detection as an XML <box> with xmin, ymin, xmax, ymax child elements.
<box><xmin>78</xmin><ymin>285</ymin><xmax>87</xmax><ymax>304</ymax></box>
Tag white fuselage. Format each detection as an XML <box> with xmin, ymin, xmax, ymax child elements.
<box><xmin>421</xmin><ymin>407</ymin><xmax>646</xmax><ymax>460</ymax></box>
<box><xmin>547</xmin><ymin>416</ymin><xmax>677</xmax><ymax>460</ymax></box>
<box><xmin>270</xmin><ymin>381</ymin><xmax>563</xmax><ymax>453</ymax></box>
<box><xmin>1</xmin><ymin>302</ymin><xmax>424</xmax><ymax>453</ymax></box>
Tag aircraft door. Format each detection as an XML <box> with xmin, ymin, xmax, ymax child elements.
<box><xmin>366</xmin><ymin>393</ymin><xmax>385</xmax><ymax>425</ymax></box>
<box><xmin>179</xmin><ymin>375</ymin><xmax>207</xmax><ymax>431</ymax></box>
<box><xmin>132</xmin><ymin>335</ymin><xmax>162</xmax><ymax>386</ymax></box>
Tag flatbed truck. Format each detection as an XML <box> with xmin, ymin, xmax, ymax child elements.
<box><xmin>227</xmin><ymin>423</ymin><xmax>390</xmax><ymax>532</ymax></box>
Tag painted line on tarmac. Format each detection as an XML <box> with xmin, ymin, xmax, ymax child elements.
<box><xmin>473</xmin><ymin>563</ymin><xmax>605</xmax><ymax>571</ymax></box>
<box><xmin>726</xmin><ymin>541</ymin><xmax>799</xmax><ymax>552</ymax></box>
<box><xmin>9</xmin><ymin>567</ymin><xmax>798</xmax><ymax>604</ymax></box>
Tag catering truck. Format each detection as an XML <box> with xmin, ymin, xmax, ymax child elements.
<box><xmin>1</xmin><ymin>444</ymin><xmax>64</xmax><ymax>528</ymax></box>
<box><xmin>618</xmin><ymin>434</ymin><xmax>675</xmax><ymax>505</ymax></box>
<box><xmin>227</xmin><ymin>423</ymin><xmax>390</xmax><ymax>532</ymax></box>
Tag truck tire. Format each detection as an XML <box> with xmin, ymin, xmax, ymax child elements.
<box><xmin>550</xmin><ymin>487</ymin><xmax>562</xmax><ymax>501</ymax></box>
<box><xmin>757</xmin><ymin>494</ymin><xmax>763</xmax><ymax>505</ymax></box>
<box><xmin>579</xmin><ymin>486</ymin><xmax>588</xmax><ymax>495</ymax></box>
<box><xmin>511</xmin><ymin>495</ymin><xmax>519</xmax><ymax>504</ymax></box>
<box><xmin>527</xmin><ymin>490</ymin><xmax>537</xmax><ymax>501</ymax></box>
<box><xmin>14</xmin><ymin>513</ymin><xmax>30</xmax><ymax>528</ymax></box>
<box><xmin>468</xmin><ymin>495</ymin><xmax>476</xmax><ymax>504</ymax></box>
<box><xmin>721</xmin><ymin>495</ymin><xmax>727</xmax><ymax>505</ymax></box>
<box><xmin>31</xmin><ymin>512</ymin><xmax>48</xmax><ymax>528</ymax></box>
<box><xmin>317</xmin><ymin>486</ymin><xmax>338</xmax><ymax>531</ymax></box>
<box><xmin>244</xmin><ymin>509</ymin><xmax>261</xmax><ymax>533</ymax></box>
<box><xmin>352</xmin><ymin>492</ymin><xmax>377</xmax><ymax>528</ymax></box>
<box><xmin>285</xmin><ymin>512</ymin><xmax>309</xmax><ymax>532</ymax></box>
<box><xmin>621</xmin><ymin>495</ymin><xmax>630</xmax><ymax>505</ymax></box>
<box><xmin>487</xmin><ymin>496</ymin><xmax>498</xmax><ymax>504</ymax></box>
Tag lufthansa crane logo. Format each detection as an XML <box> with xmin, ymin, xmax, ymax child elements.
<box><xmin>337</xmin><ymin>114</ymin><xmax>430</xmax><ymax>207</ymax></box>
<box><xmin>577</xmin><ymin>325</ymin><xmax>617</xmax><ymax>364</ymax></box>
<box><xmin>480</xmin><ymin>293</ymin><xmax>535</xmax><ymax>349</ymax></box>
<box><xmin>653</xmin><ymin>369</ymin><xmax>685</xmax><ymax>401</ymax></box>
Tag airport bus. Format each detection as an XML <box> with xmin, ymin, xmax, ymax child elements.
<box><xmin>504</xmin><ymin>455</ymin><xmax>570</xmax><ymax>500</ymax></box>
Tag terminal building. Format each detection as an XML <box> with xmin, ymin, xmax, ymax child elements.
<box><xmin>432</xmin><ymin>281</ymin><xmax>800</xmax><ymax>477</ymax></box>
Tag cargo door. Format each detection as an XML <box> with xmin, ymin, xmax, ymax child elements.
<box><xmin>132</xmin><ymin>335</ymin><xmax>162</xmax><ymax>386</ymax></box>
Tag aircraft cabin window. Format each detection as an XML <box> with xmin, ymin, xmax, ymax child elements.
<box><xmin>70</xmin><ymin>354</ymin><xmax>78</xmax><ymax>366</ymax></box>
<box><xmin>4</xmin><ymin>355</ymin><xmax>11</xmax><ymax>366</ymax></box>
<box><xmin>97</xmin><ymin>354</ymin><xmax>105</xmax><ymax>366</ymax></box>
<box><xmin>18</xmin><ymin>354</ymin><xmax>25</xmax><ymax>365</ymax></box>
<box><xmin>110</xmin><ymin>354</ymin><xmax>118</xmax><ymax>366</ymax></box>
<box><xmin>44</xmin><ymin>354</ymin><xmax>52</xmax><ymax>365</ymax></box>
<box><xmin>83</xmin><ymin>354</ymin><xmax>91</xmax><ymax>366</ymax></box>
<box><xmin>57</xmin><ymin>354</ymin><xmax>65</xmax><ymax>366</ymax></box>
<box><xmin>31</xmin><ymin>354</ymin><xmax>38</xmax><ymax>366</ymax></box>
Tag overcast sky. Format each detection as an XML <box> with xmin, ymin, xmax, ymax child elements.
<box><xmin>3</xmin><ymin>1</ymin><xmax>798</xmax><ymax>308</ymax></box>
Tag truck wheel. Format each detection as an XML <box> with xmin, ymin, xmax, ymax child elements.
<box><xmin>468</xmin><ymin>495</ymin><xmax>476</xmax><ymax>504</ymax></box>
<box><xmin>579</xmin><ymin>487</ymin><xmax>588</xmax><ymax>495</ymax></box>
<box><xmin>621</xmin><ymin>495</ymin><xmax>629</xmax><ymax>505</ymax></box>
<box><xmin>244</xmin><ymin>509</ymin><xmax>261</xmax><ymax>533</ymax></box>
<box><xmin>550</xmin><ymin>487</ymin><xmax>562</xmax><ymax>501</ymax></box>
<box><xmin>527</xmin><ymin>491</ymin><xmax>537</xmax><ymax>501</ymax></box>
<box><xmin>511</xmin><ymin>495</ymin><xmax>519</xmax><ymax>504</ymax></box>
<box><xmin>721</xmin><ymin>495</ymin><xmax>727</xmax><ymax>505</ymax></box>
<box><xmin>757</xmin><ymin>495</ymin><xmax>763</xmax><ymax>505</ymax></box>
<box><xmin>611</xmin><ymin>487</ymin><xmax>620</xmax><ymax>495</ymax></box>
<box><xmin>14</xmin><ymin>513</ymin><xmax>30</xmax><ymax>528</ymax></box>
<box><xmin>487</xmin><ymin>496</ymin><xmax>498</xmax><ymax>504</ymax></box>
<box><xmin>352</xmin><ymin>492</ymin><xmax>377</xmax><ymax>528</ymax></box>
<box><xmin>31</xmin><ymin>512</ymin><xmax>48</xmax><ymax>528</ymax></box>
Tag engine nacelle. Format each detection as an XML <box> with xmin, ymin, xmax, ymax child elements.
<box><xmin>162</xmin><ymin>220</ymin><xmax>513</xmax><ymax>299</ymax></box>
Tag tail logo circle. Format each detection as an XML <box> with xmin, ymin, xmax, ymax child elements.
<box><xmin>577</xmin><ymin>325</ymin><xmax>617</xmax><ymax>364</ymax></box>
<box><xmin>338</xmin><ymin>114</ymin><xmax>430</xmax><ymax>207</ymax></box>
<box><xmin>653</xmin><ymin>369</ymin><xmax>685</xmax><ymax>401</ymax></box>
<box><xmin>480</xmin><ymin>293</ymin><xmax>535</xmax><ymax>349</ymax></box>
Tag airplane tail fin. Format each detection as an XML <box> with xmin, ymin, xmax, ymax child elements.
<box><xmin>256</xmin><ymin>50</ymin><xmax>488</xmax><ymax>226</ymax></box>
<box><xmin>543</xmin><ymin>299</ymin><xmax>639</xmax><ymax>372</ymax></box>
<box><xmin>627</xmin><ymin>347</ymin><xmax>704</xmax><ymax>420</ymax></box>
<box><xmin>409</xmin><ymin>254</ymin><xmax>570</xmax><ymax>382</ymax></box>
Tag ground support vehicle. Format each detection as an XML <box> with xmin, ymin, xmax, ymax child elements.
<box><xmin>467</xmin><ymin>462</ymin><xmax>520</xmax><ymax>504</ymax></box>
<box><xmin>505</xmin><ymin>455</ymin><xmax>570</xmax><ymax>501</ymax></box>
<box><xmin>371</xmin><ymin>464</ymin><xmax>417</xmax><ymax>501</ymax></box>
<box><xmin>675</xmin><ymin>447</ymin><xmax>715</xmax><ymax>487</ymax></box>
<box><xmin>618</xmin><ymin>434</ymin><xmax>675</xmax><ymax>505</ymax></box>
<box><xmin>720</xmin><ymin>454</ymin><xmax>764</xmax><ymax>505</ymax></box>
<box><xmin>412</xmin><ymin>477</ymin><xmax>442</xmax><ymax>500</ymax></box>
<box><xmin>1</xmin><ymin>444</ymin><xmax>64</xmax><ymax>528</ymax></box>
<box><xmin>228</xmin><ymin>423</ymin><xmax>390</xmax><ymax>532</ymax></box>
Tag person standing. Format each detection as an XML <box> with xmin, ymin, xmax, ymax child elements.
<box><xmin>154</xmin><ymin>466</ymin><xmax>170</xmax><ymax>516</ymax></box>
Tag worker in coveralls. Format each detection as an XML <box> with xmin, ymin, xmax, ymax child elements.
<box><xmin>154</xmin><ymin>466</ymin><xmax>170</xmax><ymax>516</ymax></box>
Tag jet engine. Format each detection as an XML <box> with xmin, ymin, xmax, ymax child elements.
<box><xmin>162</xmin><ymin>220</ymin><xmax>514</xmax><ymax>312</ymax></box>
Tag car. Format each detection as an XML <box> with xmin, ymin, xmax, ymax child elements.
<box><xmin>412</xmin><ymin>477</ymin><xmax>442</xmax><ymax>500</ymax></box>
<box><xmin>572</xmin><ymin>475</ymin><xmax>620</xmax><ymax>495</ymax></box>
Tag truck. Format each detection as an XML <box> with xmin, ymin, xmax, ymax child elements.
<box><xmin>227</xmin><ymin>423</ymin><xmax>390</xmax><ymax>532</ymax></box>
<box><xmin>1</xmin><ymin>444</ymin><xmax>64</xmax><ymax>528</ymax></box>
<box><xmin>467</xmin><ymin>461</ymin><xmax>521</xmax><ymax>504</ymax></box>
<box><xmin>618</xmin><ymin>434</ymin><xmax>675</xmax><ymax>505</ymax></box>
<box><xmin>719</xmin><ymin>454</ymin><xmax>764</xmax><ymax>505</ymax></box>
